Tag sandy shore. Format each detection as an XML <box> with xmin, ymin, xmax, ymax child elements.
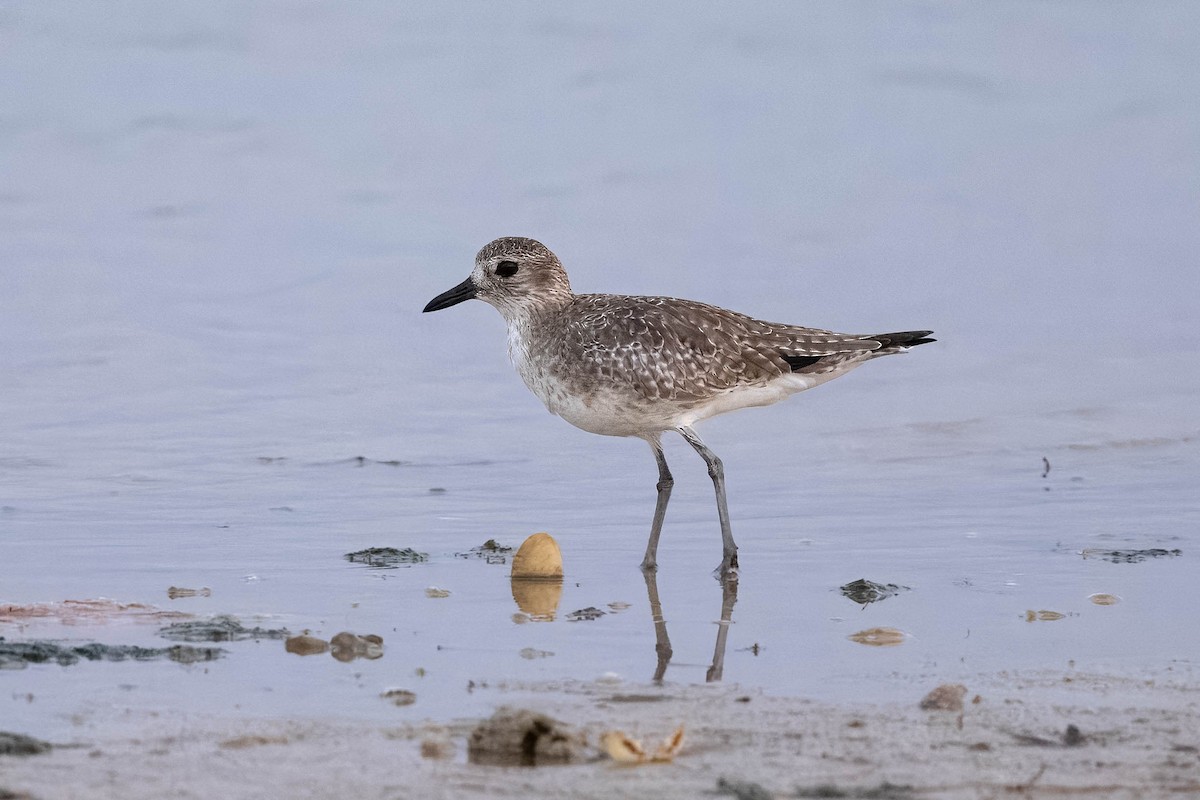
<box><xmin>3</xmin><ymin>669</ymin><xmax>1198</xmax><ymax>800</ymax></box>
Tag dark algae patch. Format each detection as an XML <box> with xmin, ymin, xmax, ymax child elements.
<box><xmin>566</xmin><ymin>607</ymin><xmax>606</xmax><ymax>622</ymax></box>
<box><xmin>0</xmin><ymin>638</ymin><xmax>223</xmax><ymax>668</ymax></box>
<box><xmin>344</xmin><ymin>547</ymin><xmax>428</xmax><ymax>567</ymax></box>
<box><xmin>840</xmin><ymin>579</ymin><xmax>911</xmax><ymax>606</ymax></box>
<box><xmin>715</xmin><ymin>777</ymin><xmax>774</xmax><ymax>800</ymax></box>
<box><xmin>1082</xmin><ymin>548</ymin><xmax>1182</xmax><ymax>564</ymax></box>
<box><xmin>455</xmin><ymin>538</ymin><xmax>513</xmax><ymax>563</ymax></box>
<box><xmin>157</xmin><ymin>615</ymin><xmax>289</xmax><ymax>642</ymax></box>
<box><xmin>0</xmin><ymin>731</ymin><xmax>52</xmax><ymax>756</ymax></box>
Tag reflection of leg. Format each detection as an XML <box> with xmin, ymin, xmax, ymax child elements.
<box><xmin>640</xmin><ymin>436</ymin><xmax>674</xmax><ymax>572</ymax></box>
<box><xmin>677</xmin><ymin>426</ymin><xmax>738</xmax><ymax>574</ymax></box>
<box><xmin>642</xmin><ymin>568</ymin><xmax>673</xmax><ymax>684</ymax></box>
<box><xmin>706</xmin><ymin>575</ymin><xmax>739</xmax><ymax>683</ymax></box>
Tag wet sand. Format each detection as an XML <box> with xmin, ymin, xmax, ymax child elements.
<box><xmin>3</xmin><ymin>669</ymin><xmax>1198</xmax><ymax>800</ymax></box>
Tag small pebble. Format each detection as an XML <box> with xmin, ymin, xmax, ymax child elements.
<box><xmin>920</xmin><ymin>683</ymin><xmax>967</xmax><ymax>712</ymax></box>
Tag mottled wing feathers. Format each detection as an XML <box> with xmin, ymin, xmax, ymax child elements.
<box><xmin>549</xmin><ymin>295</ymin><xmax>893</xmax><ymax>401</ymax></box>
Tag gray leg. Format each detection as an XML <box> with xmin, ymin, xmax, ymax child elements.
<box><xmin>677</xmin><ymin>425</ymin><xmax>739</xmax><ymax>575</ymax></box>
<box><xmin>640</xmin><ymin>436</ymin><xmax>674</xmax><ymax>571</ymax></box>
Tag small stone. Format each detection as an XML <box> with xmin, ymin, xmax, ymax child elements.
<box><xmin>420</xmin><ymin>736</ymin><xmax>455</xmax><ymax>759</ymax></box>
<box><xmin>920</xmin><ymin>683</ymin><xmax>968</xmax><ymax>712</ymax></box>
<box><xmin>381</xmin><ymin>688</ymin><xmax>417</xmax><ymax>706</ymax></box>
<box><xmin>467</xmin><ymin>708</ymin><xmax>585</xmax><ymax>766</ymax></box>
<box><xmin>284</xmin><ymin>635</ymin><xmax>329</xmax><ymax>656</ymax></box>
<box><xmin>1063</xmin><ymin>724</ymin><xmax>1086</xmax><ymax>746</ymax></box>
<box><xmin>329</xmin><ymin>632</ymin><xmax>384</xmax><ymax>662</ymax></box>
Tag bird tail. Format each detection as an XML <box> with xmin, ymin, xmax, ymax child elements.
<box><xmin>869</xmin><ymin>330</ymin><xmax>936</xmax><ymax>352</ymax></box>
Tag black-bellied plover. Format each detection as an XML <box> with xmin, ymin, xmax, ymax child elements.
<box><xmin>424</xmin><ymin>237</ymin><xmax>934</xmax><ymax>576</ymax></box>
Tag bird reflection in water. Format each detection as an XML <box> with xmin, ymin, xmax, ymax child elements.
<box><xmin>643</xmin><ymin>570</ymin><xmax>738</xmax><ymax>684</ymax></box>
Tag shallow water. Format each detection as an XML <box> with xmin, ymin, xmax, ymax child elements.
<box><xmin>2</xmin><ymin>2</ymin><xmax>1199</xmax><ymax>740</ymax></box>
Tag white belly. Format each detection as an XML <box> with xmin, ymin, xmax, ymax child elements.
<box><xmin>506</xmin><ymin>320</ymin><xmax>868</xmax><ymax>437</ymax></box>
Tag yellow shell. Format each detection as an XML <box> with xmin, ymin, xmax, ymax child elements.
<box><xmin>652</xmin><ymin>725</ymin><xmax>685</xmax><ymax>762</ymax></box>
<box><xmin>600</xmin><ymin>731</ymin><xmax>647</xmax><ymax>763</ymax></box>
<box><xmin>600</xmin><ymin>725</ymin><xmax>684</xmax><ymax>764</ymax></box>
<box><xmin>511</xmin><ymin>532</ymin><xmax>564</xmax><ymax>579</ymax></box>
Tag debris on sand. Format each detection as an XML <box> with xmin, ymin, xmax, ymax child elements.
<box><xmin>1012</xmin><ymin>723</ymin><xmax>1089</xmax><ymax>748</ymax></box>
<box><xmin>600</xmin><ymin>725</ymin><xmax>684</xmax><ymax>764</ymax></box>
<box><xmin>380</xmin><ymin>688</ymin><xmax>416</xmax><ymax>706</ymax></box>
<box><xmin>1080</xmin><ymin>548</ymin><xmax>1182</xmax><ymax>564</ymax></box>
<box><xmin>715</xmin><ymin>777</ymin><xmax>774</xmax><ymax>800</ymax></box>
<box><xmin>166</xmin><ymin>586</ymin><xmax>211</xmax><ymax>599</ymax></box>
<box><xmin>344</xmin><ymin>547</ymin><xmax>428</xmax><ymax>567</ymax></box>
<box><xmin>329</xmin><ymin>632</ymin><xmax>383</xmax><ymax>662</ymax></box>
<box><xmin>847</xmin><ymin>627</ymin><xmax>906</xmax><ymax>647</ymax></box>
<box><xmin>566</xmin><ymin>607</ymin><xmax>606</xmax><ymax>622</ymax></box>
<box><xmin>0</xmin><ymin>732</ymin><xmax>52</xmax><ymax>756</ymax></box>
<box><xmin>0</xmin><ymin>788</ymin><xmax>37</xmax><ymax>800</ymax></box>
<box><xmin>455</xmin><ymin>539</ymin><xmax>513</xmax><ymax>564</ymax></box>
<box><xmin>168</xmin><ymin>646</ymin><xmax>226</xmax><ymax>665</ymax></box>
<box><xmin>793</xmin><ymin>782</ymin><xmax>914</xmax><ymax>798</ymax></box>
<box><xmin>1088</xmin><ymin>593</ymin><xmax>1121</xmax><ymax>605</ymax></box>
<box><xmin>919</xmin><ymin>684</ymin><xmax>967</xmax><ymax>712</ymax></box>
<box><xmin>219</xmin><ymin>735</ymin><xmax>289</xmax><ymax>749</ymax></box>
<box><xmin>0</xmin><ymin>598</ymin><xmax>187</xmax><ymax>625</ymax></box>
<box><xmin>425</xmin><ymin>587</ymin><xmax>451</xmax><ymax>598</ymax></box>
<box><xmin>519</xmin><ymin>647</ymin><xmax>554</xmax><ymax>660</ymax></box>
<box><xmin>158</xmin><ymin>615</ymin><xmax>289</xmax><ymax>642</ymax></box>
<box><xmin>467</xmin><ymin>708</ymin><xmax>586</xmax><ymax>766</ymax></box>
<box><xmin>0</xmin><ymin>640</ymin><xmax>223</xmax><ymax>668</ymax></box>
<box><xmin>839</xmin><ymin>579</ymin><xmax>911</xmax><ymax>606</ymax></box>
<box><xmin>420</xmin><ymin>734</ymin><xmax>455</xmax><ymax>760</ymax></box>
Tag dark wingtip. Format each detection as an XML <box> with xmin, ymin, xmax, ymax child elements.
<box><xmin>873</xmin><ymin>330</ymin><xmax>936</xmax><ymax>349</ymax></box>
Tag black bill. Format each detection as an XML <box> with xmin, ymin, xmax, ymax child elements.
<box><xmin>423</xmin><ymin>277</ymin><xmax>477</xmax><ymax>312</ymax></box>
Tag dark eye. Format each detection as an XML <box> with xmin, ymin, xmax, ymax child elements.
<box><xmin>496</xmin><ymin>260</ymin><xmax>519</xmax><ymax>277</ymax></box>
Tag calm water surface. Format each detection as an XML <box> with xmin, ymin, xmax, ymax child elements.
<box><xmin>2</xmin><ymin>2</ymin><xmax>1198</xmax><ymax>740</ymax></box>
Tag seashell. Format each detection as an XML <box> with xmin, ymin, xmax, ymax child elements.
<box><xmin>600</xmin><ymin>731</ymin><xmax>647</xmax><ymax>763</ymax></box>
<box><xmin>651</xmin><ymin>725</ymin><xmax>685</xmax><ymax>762</ymax></box>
